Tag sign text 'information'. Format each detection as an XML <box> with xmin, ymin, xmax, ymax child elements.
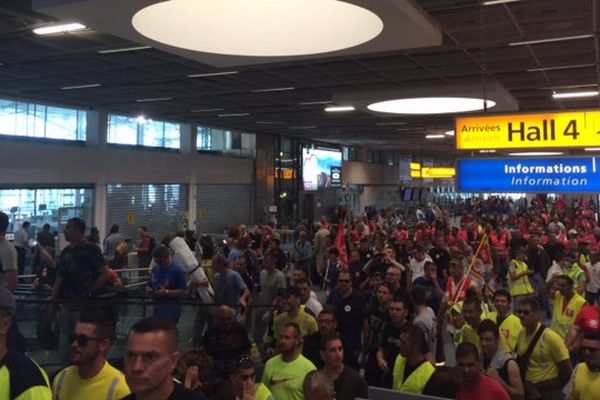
<box><xmin>456</xmin><ymin>157</ymin><xmax>600</xmax><ymax>193</ymax></box>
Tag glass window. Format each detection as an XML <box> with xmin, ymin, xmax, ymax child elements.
<box><xmin>197</xmin><ymin>126</ymin><xmax>255</xmax><ymax>158</ymax></box>
<box><xmin>0</xmin><ymin>187</ymin><xmax>93</xmax><ymax>237</ymax></box>
<box><xmin>107</xmin><ymin>114</ymin><xmax>180</xmax><ymax>149</ymax></box>
<box><xmin>0</xmin><ymin>99</ymin><xmax>86</xmax><ymax>141</ymax></box>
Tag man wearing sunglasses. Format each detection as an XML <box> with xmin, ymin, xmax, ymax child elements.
<box><xmin>53</xmin><ymin>309</ymin><xmax>131</xmax><ymax>400</ymax></box>
<box><xmin>564</xmin><ymin>333</ymin><xmax>600</xmax><ymax>400</ymax></box>
<box><xmin>0</xmin><ymin>287</ymin><xmax>52</xmax><ymax>400</ymax></box>
<box><xmin>515</xmin><ymin>297</ymin><xmax>572</xmax><ymax>400</ymax></box>
<box><xmin>230</xmin><ymin>355</ymin><xmax>273</xmax><ymax>400</ymax></box>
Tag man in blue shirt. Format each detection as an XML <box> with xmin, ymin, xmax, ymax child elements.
<box><xmin>148</xmin><ymin>246</ymin><xmax>187</xmax><ymax>323</ymax></box>
<box><xmin>213</xmin><ymin>254</ymin><xmax>251</xmax><ymax>320</ymax></box>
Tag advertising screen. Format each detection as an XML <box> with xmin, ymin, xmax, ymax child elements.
<box><xmin>456</xmin><ymin>157</ymin><xmax>600</xmax><ymax>193</ymax></box>
<box><xmin>302</xmin><ymin>148</ymin><xmax>342</xmax><ymax>190</ymax></box>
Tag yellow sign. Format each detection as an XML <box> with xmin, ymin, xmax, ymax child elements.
<box><xmin>411</xmin><ymin>170</ymin><xmax>421</xmax><ymax>178</ymax></box>
<box><xmin>198</xmin><ymin>208</ymin><xmax>208</xmax><ymax>219</ymax></box>
<box><xmin>456</xmin><ymin>110</ymin><xmax>600</xmax><ymax>150</ymax></box>
<box><xmin>126</xmin><ymin>214</ymin><xmax>136</xmax><ymax>225</ymax></box>
<box><xmin>410</xmin><ymin>162</ymin><xmax>421</xmax><ymax>170</ymax></box>
<box><xmin>421</xmin><ymin>167</ymin><xmax>456</xmax><ymax>179</ymax></box>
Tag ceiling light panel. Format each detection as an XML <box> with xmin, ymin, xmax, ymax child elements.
<box><xmin>61</xmin><ymin>83</ymin><xmax>101</xmax><ymax>90</ymax></box>
<box><xmin>187</xmin><ymin>71</ymin><xmax>239</xmax><ymax>78</ymax></box>
<box><xmin>132</xmin><ymin>0</ymin><xmax>383</xmax><ymax>57</ymax></box>
<box><xmin>368</xmin><ymin>97</ymin><xmax>495</xmax><ymax>114</ymax></box>
<box><xmin>509</xmin><ymin>34</ymin><xmax>593</xmax><ymax>46</ymax></box>
<box><xmin>33</xmin><ymin>22</ymin><xmax>86</xmax><ymax>35</ymax></box>
<box><xmin>553</xmin><ymin>91</ymin><xmax>599</xmax><ymax>99</ymax></box>
<box><xmin>325</xmin><ymin>106</ymin><xmax>355</xmax><ymax>112</ymax></box>
<box><xmin>507</xmin><ymin>152</ymin><xmax>564</xmax><ymax>156</ymax></box>
<box><xmin>250</xmin><ymin>87</ymin><xmax>295</xmax><ymax>93</ymax></box>
<box><xmin>97</xmin><ymin>45</ymin><xmax>151</xmax><ymax>54</ymax></box>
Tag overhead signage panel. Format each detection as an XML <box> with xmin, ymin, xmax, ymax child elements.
<box><xmin>456</xmin><ymin>110</ymin><xmax>600</xmax><ymax>150</ymax></box>
<box><xmin>456</xmin><ymin>157</ymin><xmax>600</xmax><ymax>193</ymax></box>
<box><xmin>421</xmin><ymin>167</ymin><xmax>455</xmax><ymax>179</ymax></box>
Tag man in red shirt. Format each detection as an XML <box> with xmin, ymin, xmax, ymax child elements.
<box><xmin>456</xmin><ymin>342</ymin><xmax>510</xmax><ymax>400</ymax></box>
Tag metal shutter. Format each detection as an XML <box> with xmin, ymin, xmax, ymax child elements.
<box><xmin>106</xmin><ymin>184</ymin><xmax>188</xmax><ymax>242</ymax></box>
<box><xmin>195</xmin><ymin>184</ymin><xmax>253</xmax><ymax>234</ymax></box>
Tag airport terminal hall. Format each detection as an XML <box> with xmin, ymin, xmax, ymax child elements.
<box><xmin>1</xmin><ymin>1</ymin><xmax>600</xmax><ymax>399</ymax></box>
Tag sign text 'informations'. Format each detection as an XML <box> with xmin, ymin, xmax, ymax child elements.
<box><xmin>456</xmin><ymin>157</ymin><xmax>600</xmax><ymax>193</ymax></box>
<box><xmin>456</xmin><ymin>110</ymin><xmax>600</xmax><ymax>150</ymax></box>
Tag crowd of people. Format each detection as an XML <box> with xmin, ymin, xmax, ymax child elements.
<box><xmin>1</xmin><ymin>194</ymin><xmax>600</xmax><ymax>400</ymax></box>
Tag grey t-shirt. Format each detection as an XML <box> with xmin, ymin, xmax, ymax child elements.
<box><xmin>413</xmin><ymin>306</ymin><xmax>436</xmax><ymax>353</ymax></box>
<box><xmin>258</xmin><ymin>269</ymin><xmax>286</xmax><ymax>305</ymax></box>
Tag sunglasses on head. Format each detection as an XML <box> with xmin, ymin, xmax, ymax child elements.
<box><xmin>69</xmin><ymin>333</ymin><xmax>103</xmax><ymax>347</ymax></box>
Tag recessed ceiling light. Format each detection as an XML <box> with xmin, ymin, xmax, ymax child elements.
<box><xmin>509</xmin><ymin>34</ymin><xmax>593</xmax><ymax>46</ymax></box>
<box><xmin>136</xmin><ymin>115</ymin><xmax>147</xmax><ymax>124</ymax></box>
<box><xmin>33</xmin><ymin>22</ymin><xmax>86</xmax><ymax>35</ymax></box>
<box><xmin>553</xmin><ymin>91</ymin><xmax>599</xmax><ymax>99</ymax></box>
<box><xmin>325</xmin><ymin>106</ymin><xmax>355</xmax><ymax>112</ymax></box>
<box><xmin>297</xmin><ymin>100</ymin><xmax>333</xmax><ymax>106</ymax></box>
<box><xmin>132</xmin><ymin>0</ymin><xmax>383</xmax><ymax>57</ymax></box>
<box><xmin>526</xmin><ymin>63</ymin><xmax>596</xmax><ymax>72</ymax></box>
<box><xmin>507</xmin><ymin>151</ymin><xmax>564</xmax><ymax>156</ymax></box>
<box><xmin>585</xmin><ymin>148</ymin><xmax>600</xmax><ymax>152</ymax></box>
<box><xmin>187</xmin><ymin>71</ymin><xmax>239</xmax><ymax>78</ymax></box>
<box><xmin>97</xmin><ymin>46</ymin><xmax>152</xmax><ymax>54</ymax></box>
<box><xmin>368</xmin><ymin>97</ymin><xmax>495</xmax><ymax>114</ymax></box>
<box><xmin>190</xmin><ymin>108</ymin><xmax>224</xmax><ymax>113</ymax></box>
<box><xmin>218</xmin><ymin>113</ymin><xmax>250</xmax><ymax>117</ymax></box>
<box><xmin>135</xmin><ymin>97</ymin><xmax>173</xmax><ymax>103</ymax></box>
<box><xmin>425</xmin><ymin>134</ymin><xmax>445</xmax><ymax>139</ymax></box>
<box><xmin>482</xmin><ymin>0</ymin><xmax>520</xmax><ymax>5</ymax></box>
<box><xmin>250</xmin><ymin>87</ymin><xmax>295</xmax><ymax>93</ymax></box>
<box><xmin>444</xmin><ymin>130</ymin><xmax>455</xmax><ymax>136</ymax></box>
<box><xmin>479</xmin><ymin>149</ymin><xmax>497</xmax><ymax>153</ymax></box>
<box><xmin>61</xmin><ymin>83</ymin><xmax>102</xmax><ymax>90</ymax></box>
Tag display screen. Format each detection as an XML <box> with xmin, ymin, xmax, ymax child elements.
<box><xmin>302</xmin><ymin>148</ymin><xmax>342</xmax><ymax>190</ymax></box>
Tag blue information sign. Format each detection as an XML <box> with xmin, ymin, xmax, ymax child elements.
<box><xmin>456</xmin><ymin>157</ymin><xmax>600</xmax><ymax>193</ymax></box>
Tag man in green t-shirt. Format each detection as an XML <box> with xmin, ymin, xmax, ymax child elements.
<box><xmin>262</xmin><ymin>322</ymin><xmax>316</xmax><ymax>400</ymax></box>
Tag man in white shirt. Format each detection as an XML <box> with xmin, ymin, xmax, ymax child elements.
<box><xmin>0</xmin><ymin>212</ymin><xmax>17</xmax><ymax>292</ymax></box>
<box><xmin>409</xmin><ymin>246</ymin><xmax>433</xmax><ymax>283</ymax></box>
<box><xmin>13</xmin><ymin>221</ymin><xmax>29</xmax><ymax>278</ymax></box>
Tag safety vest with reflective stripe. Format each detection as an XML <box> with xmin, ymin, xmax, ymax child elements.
<box><xmin>392</xmin><ymin>356</ymin><xmax>435</xmax><ymax>394</ymax></box>
<box><xmin>507</xmin><ymin>259</ymin><xmax>534</xmax><ymax>297</ymax></box>
<box><xmin>551</xmin><ymin>291</ymin><xmax>586</xmax><ymax>338</ymax></box>
<box><xmin>489</xmin><ymin>312</ymin><xmax>523</xmax><ymax>353</ymax></box>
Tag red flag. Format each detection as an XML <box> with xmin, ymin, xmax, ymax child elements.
<box><xmin>334</xmin><ymin>222</ymin><xmax>349</xmax><ymax>268</ymax></box>
<box><xmin>454</xmin><ymin>235</ymin><xmax>496</xmax><ymax>302</ymax></box>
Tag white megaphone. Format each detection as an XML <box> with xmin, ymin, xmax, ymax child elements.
<box><xmin>168</xmin><ymin>236</ymin><xmax>214</xmax><ymax>303</ymax></box>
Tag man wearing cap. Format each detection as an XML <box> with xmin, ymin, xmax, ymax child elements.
<box><xmin>230</xmin><ymin>355</ymin><xmax>273</xmax><ymax>400</ymax></box>
<box><xmin>507</xmin><ymin>247</ymin><xmax>535</xmax><ymax>309</ymax></box>
<box><xmin>0</xmin><ymin>287</ymin><xmax>52</xmax><ymax>399</ymax></box>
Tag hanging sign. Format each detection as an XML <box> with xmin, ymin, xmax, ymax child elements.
<box><xmin>456</xmin><ymin>110</ymin><xmax>600</xmax><ymax>150</ymax></box>
<box><xmin>456</xmin><ymin>157</ymin><xmax>600</xmax><ymax>193</ymax></box>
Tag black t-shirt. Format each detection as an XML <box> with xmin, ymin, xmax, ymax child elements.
<box><xmin>334</xmin><ymin>366</ymin><xmax>368</xmax><ymax>400</ymax></box>
<box><xmin>366</xmin><ymin>305</ymin><xmax>389</xmax><ymax>353</ymax></box>
<box><xmin>200</xmin><ymin>323</ymin><xmax>251</xmax><ymax>361</ymax></box>
<box><xmin>57</xmin><ymin>241</ymin><xmax>104</xmax><ymax>299</ymax></box>
<box><xmin>379</xmin><ymin>321</ymin><xmax>407</xmax><ymax>366</ymax></box>
<box><xmin>123</xmin><ymin>383</ymin><xmax>203</xmax><ymax>400</ymax></box>
<box><xmin>327</xmin><ymin>289</ymin><xmax>366</xmax><ymax>350</ymax></box>
<box><xmin>429</xmin><ymin>247</ymin><xmax>450</xmax><ymax>276</ymax></box>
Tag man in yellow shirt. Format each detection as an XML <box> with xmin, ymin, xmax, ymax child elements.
<box><xmin>268</xmin><ymin>287</ymin><xmax>318</xmax><ymax>346</ymax></box>
<box><xmin>489</xmin><ymin>288</ymin><xmax>523</xmax><ymax>353</ymax></box>
<box><xmin>516</xmin><ymin>297</ymin><xmax>572</xmax><ymax>400</ymax></box>
<box><xmin>460</xmin><ymin>293</ymin><xmax>492</xmax><ymax>351</ymax></box>
<box><xmin>231</xmin><ymin>354</ymin><xmax>273</xmax><ymax>400</ymax></box>
<box><xmin>564</xmin><ymin>332</ymin><xmax>600</xmax><ymax>400</ymax></box>
<box><xmin>547</xmin><ymin>274</ymin><xmax>587</xmax><ymax>339</ymax></box>
<box><xmin>53</xmin><ymin>308</ymin><xmax>130</xmax><ymax>400</ymax></box>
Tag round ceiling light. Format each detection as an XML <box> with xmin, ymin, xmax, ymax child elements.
<box><xmin>367</xmin><ymin>97</ymin><xmax>496</xmax><ymax>114</ymax></box>
<box><xmin>132</xmin><ymin>0</ymin><xmax>383</xmax><ymax>57</ymax></box>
